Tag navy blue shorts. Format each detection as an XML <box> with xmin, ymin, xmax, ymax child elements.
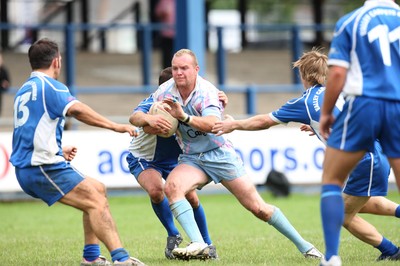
<box><xmin>126</xmin><ymin>152</ymin><xmax>176</xmax><ymax>180</ymax></box>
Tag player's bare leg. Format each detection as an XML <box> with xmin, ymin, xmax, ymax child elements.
<box><xmin>388</xmin><ymin>158</ymin><xmax>400</xmax><ymax>192</ymax></box>
<box><xmin>342</xmin><ymin>194</ymin><xmax>381</xmax><ymax>245</ymax></box>
<box><xmin>343</xmin><ymin>193</ymin><xmax>400</xmax><ymax>260</ymax></box>
<box><xmin>60</xmin><ymin>177</ymin><xmax>123</xmax><ymax>252</ymax></box>
<box><xmin>83</xmin><ymin>213</ymin><xmax>100</xmax><ymax>244</ymax></box>
<box><xmin>222</xmin><ymin>176</ymin><xmax>322</xmax><ymax>258</ymax></box>
<box><xmin>360</xmin><ymin>196</ymin><xmax>399</xmax><ymax>216</ymax></box>
<box><xmin>137</xmin><ymin>169</ymin><xmax>165</xmax><ymax>203</ymax></box>
<box><xmin>82</xmin><ymin>178</ymin><xmax>109</xmax><ymax>245</ymax></box>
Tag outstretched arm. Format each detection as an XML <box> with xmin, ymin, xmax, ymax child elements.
<box><xmin>211</xmin><ymin>114</ymin><xmax>279</xmax><ymax>136</ymax></box>
<box><xmin>163</xmin><ymin>98</ymin><xmax>218</xmax><ymax>132</ymax></box>
<box><xmin>67</xmin><ymin>102</ymin><xmax>139</xmax><ymax>137</ymax></box>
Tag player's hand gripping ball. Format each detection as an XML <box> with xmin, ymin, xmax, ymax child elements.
<box><xmin>149</xmin><ymin>101</ymin><xmax>179</xmax><ymax>138</ymax></box>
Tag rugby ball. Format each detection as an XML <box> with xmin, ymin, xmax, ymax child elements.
<box><xmin>149</xmin><ymin>101</ymin><xmax>179</xmax><ymax>138</ymax></box>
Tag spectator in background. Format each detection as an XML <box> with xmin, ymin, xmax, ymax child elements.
<box><xmin>0</xmin><ymin>53</ymin><xmax>10</xmax><ymax>117</ymax></box>
<box><xmin>155</xmin><ymin>0</ymin><xmax>175</xmax><ymax>69</ymax></box>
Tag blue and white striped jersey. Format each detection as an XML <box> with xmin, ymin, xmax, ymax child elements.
<box><xmin>10</xmin><ymin>71</ymin><xmax>78</xmax><ymax>168</ymax></box>
<box><xmin>269</xmin><ymin>85</ymin><xmax>344</xmax><ymax>144</ymax></box>
<box><xmin>328</xmin><ymin>0</ymin><xmax>400</xmax><ymax>100</ymax></box>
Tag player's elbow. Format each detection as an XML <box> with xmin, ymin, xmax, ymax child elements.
<box><xmin>203</xmin><ymin>116</ymin><xmax>219</xmax><ymax>132</ymax></box>
<box><xmin>129</xmin><ymin>112</ymin><xmax>146</xmax><ymax>127</ymax></box>
<box><xmin>66</xmin><ymin>102</ymin><xmax>85</xmax><ymax>118</ymax></box>
<box><xmin>262</xmin><ymin>115</ymin><xmax>276</xmax><ymax>130</ymax></box>
<box><xmin>128</xmin><ymin>114</ymin><xmax>136</xmax><ymax>126</ymax></box>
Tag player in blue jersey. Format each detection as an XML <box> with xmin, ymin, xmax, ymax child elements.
<box><xmin>318</xmin><ymin>1</ymin><xmax>400</xmax><ymax>265</ymax></box>
<box><xmin>212</xmin><ymin>47</ymin><xmax>400</xmax><ymax>265</ymax></box>
<box><xmin>148</xmin><ymin>48</ymin><xmax>322</xmax><ymax>260</ymax></box>
<box><xmin>9</xmin><ymin>38</ymin><xmax>145</xmax><ymax>266</ymax></box>
<box><xmin>126</xmin><ymin>67</ymin><xmax>222</xmax><ymax>259</ymax></box>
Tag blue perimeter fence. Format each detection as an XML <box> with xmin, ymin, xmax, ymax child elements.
<box><xmin>0</xmin><ymin>22</ymin><xmax>334</xmax><ymax>115</ymax></box>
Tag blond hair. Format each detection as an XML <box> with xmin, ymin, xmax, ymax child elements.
<box><xmin>173</xmin><ymin>49</ymin><xmax>198</xmax><ymax>66</ymax></box>
<box><xmin>293</xmin><ymin>47</ymin><xmax>327</xmax><ymax>86</ymax></box>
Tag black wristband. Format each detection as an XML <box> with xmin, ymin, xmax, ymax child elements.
<box><xmin>182</xmin><ymin>114</ymin><xmax>191</xmax><ymax>123</ymax></box>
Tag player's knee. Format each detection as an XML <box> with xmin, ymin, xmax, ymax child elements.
<box><xmin>86</xmin><ymin>177</ymin><xmax>108</xmax><ymax>196</ymax></box>
<box><xmin>164</xmin><ymin>182</ymin><xmax>175</xmax><ymax>198</ymax></box>
<box><xmin>96</xmin><ymin>182</ymin><xmax>107</xmax><ymax>196</ymax></box>
<box><xmin>342</xmin><ymin>212</ymin><xmax>357</xmax><ymax>229</ymax></box>
<box><xmin>147</xmin><ymin>186</ymin><xmax>165</xmax><ymax>203</ymax></box>
<box><xmin>251</xmin><ymin>203</ymin><xmax>274</xmax><ymax>221</ymax></box>
<box><xmin>83</xmin><ymin>191</ymin><xmax>109</xmax><ymax>213</ymax></box>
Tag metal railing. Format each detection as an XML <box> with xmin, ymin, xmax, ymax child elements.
<box><xmin>0</xmin><ymin>22</ymin><xmax>334</xmax><ymax>115</ymax></box>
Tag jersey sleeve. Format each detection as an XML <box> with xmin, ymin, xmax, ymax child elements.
<box><xmin>134</xmin><ymin>94</ymin><xmax>155</xmax><ymax>113</ymax></box>
<box><xmin>327</xmin><ymin>12</ymin><xmax>354</xmax><ymax>68</ymax></box>
<box><xmin>44</xmin><ymin>79</ymin><xmax>77</xmax><ymax>119</ymax></box>
<box><xmin>269</xmin><ymin>97</ymin><xmax>309</xmax><ymax>124</ymax></box>
<box><xmin>200</xmin><ymin>85</ymin><xmax>222</xmax><ymax>118</ymax></box>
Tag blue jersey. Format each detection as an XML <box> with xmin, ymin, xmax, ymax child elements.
<box><xmin>328</xmin><ymin>0</ymin><xmax>400</xmax><ymax>100</ymax></box>
<box><xmin>270</xmin><ymin>84</ymin><xmax>390</xmax><ymax>196</ymax></box>
<box><xmin>128</xmin><ymin>95</ymin><xmax>181</xmax><ymax>165</ymax></box>
<box><xmin>152</xmin><ymin>75</ymin><xmax>225</xmax><ymax>155</ymax></box>
<box><xmin>270</xmin><ymin>85</ymin><xmax>344</xmax><ymax>144</ymax></box>
<box><xmin>10</xmin><ymin>72</ymin><xmax>78</xmax><ymax>168</ymax></box>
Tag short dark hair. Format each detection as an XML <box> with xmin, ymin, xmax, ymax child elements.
<box><xmin>28</xmin><ymin>38</ymin><xmax>59</xmax><ymax>70</ymax></box>
<box><xmin>158</xmin><ymin>67</ymin><xmax>172</xmax><ymax>85</ymax></box>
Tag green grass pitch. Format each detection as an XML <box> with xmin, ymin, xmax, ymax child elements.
<box><xmin>1</xmin><ymin>190</ymin><xmax>399</xmax><ymax>265</ymax></box>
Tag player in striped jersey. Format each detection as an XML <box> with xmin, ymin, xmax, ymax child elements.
<box><xmin>126</xmin><ymin>67</ymin><xmax>220</xmax><ymax>259</ymax></box>
<box><xmin>155</xmin><ymin>49</ymin><xmax>322</xmax><ymax>260</ymax></box>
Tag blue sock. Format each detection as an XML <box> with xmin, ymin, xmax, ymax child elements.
<box><xmin>151</xmin><ymin>197</ymin><xmax>180</xmax><ymax>236</ymax></box>
<box><xmin>321</xmin><ymin>184</ymin><xmax>344</xmax><ymax>261</ymax></box>
<box><xmin>375</xmin><ymin>237</ymin><xmax>399</xmax><ymax>256</ymax></box>
<box><xmin>267</xmin><ymin>207</ymin><xmax>312</xmax><ymax>253</ymax></box>
<box><xmin>193</xmin><ymin>203</ymin><xmax>212</xmax><ymax>245</ymax></box>
<box><xmin>83</xmin><ymin>244</ymin><xmax>100</xmax><ymax>261</ymax></box>
<box><xmin>170</xmin><ymin>199</ymin><xmax>204</xmax><ymax>243</ymax></box>
<box><xmin>111</xmin><ymin>248</ymin><xmax>129</xmax><ymax>262</ymax></box>
<box><xmin>395</xmin><ymin>205</ymin><xmax>400</xmax><ymax>218</ymax></box>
